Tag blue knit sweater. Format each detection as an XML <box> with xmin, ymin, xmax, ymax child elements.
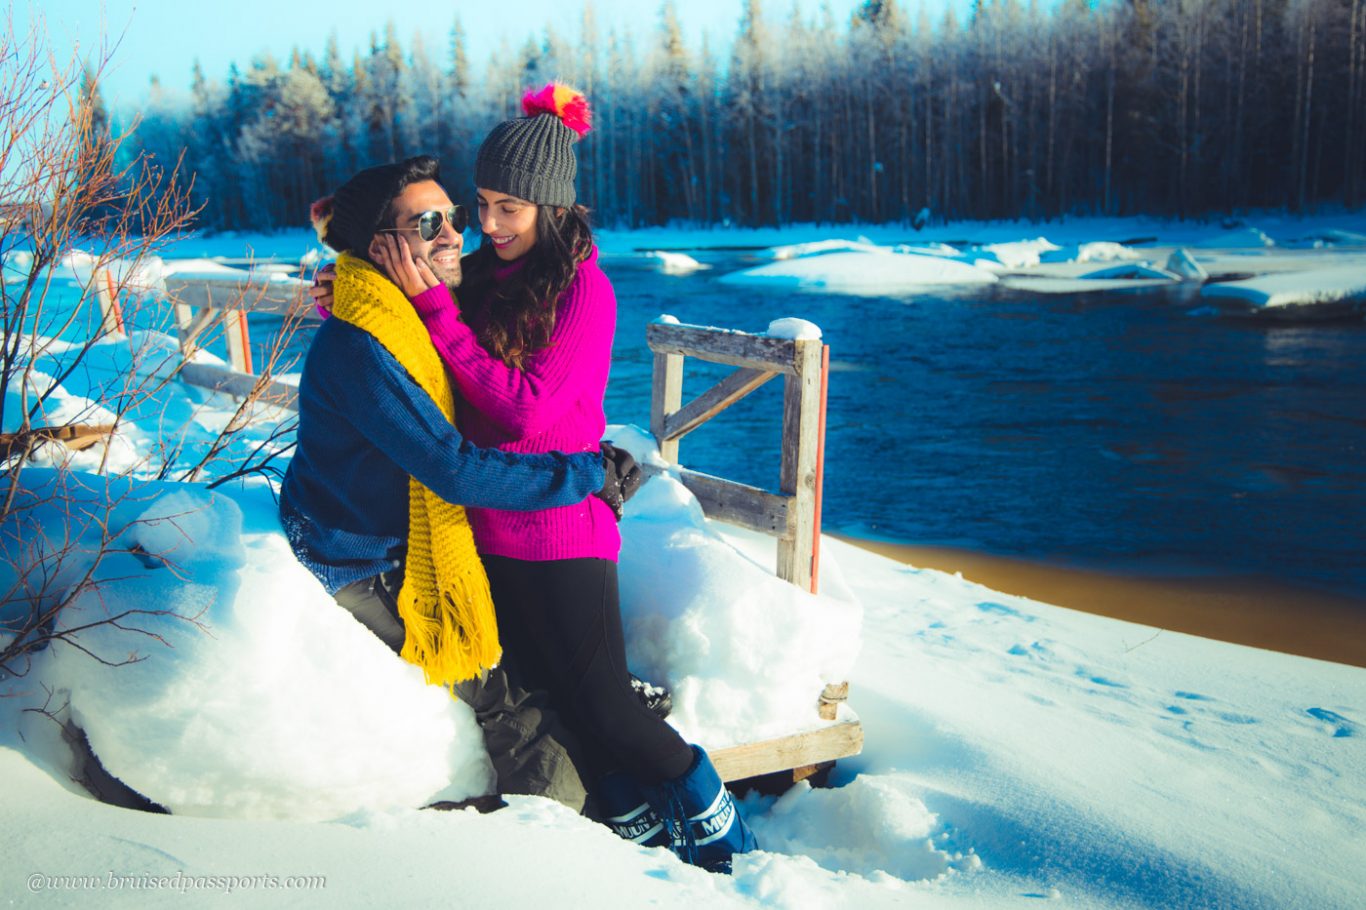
<box><xmin>279</xmin><ymin>316</ymin><xmax>605</xmax><ymax>594</ymax></box>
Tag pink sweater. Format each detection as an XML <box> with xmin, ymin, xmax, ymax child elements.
<box><xmin>410</xmin><ymin>246</ymin><xmax>619</xmax><ymax>562</ymax></box>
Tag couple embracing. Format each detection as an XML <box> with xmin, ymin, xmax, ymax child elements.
<box><xmin>279</xmin><ymin>84</ymin><xmax>756</xmax><ymax>873</ymax></box>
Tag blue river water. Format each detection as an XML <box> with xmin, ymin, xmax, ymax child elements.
<box><xmin>598</xmin><ymin>252</ymin><xmax>1366</xmax><ymax>599</ymax></box>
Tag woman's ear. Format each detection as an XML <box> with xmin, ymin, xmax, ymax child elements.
<box><xmin>367</xmin><ymin>237</ymin><xmax>383</xmax><ymax>261</ymax></box>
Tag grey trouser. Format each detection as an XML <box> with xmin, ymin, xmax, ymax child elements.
<box><xmin>332</xmin><ymin>572</ymin><xmax>590</xmax><ymax>813</ymax></box>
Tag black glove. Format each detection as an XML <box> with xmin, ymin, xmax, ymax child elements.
<box><xmin>597</xmin><ymin>441</ymin><xmax>643</xmax><ymax>520</ymax></box>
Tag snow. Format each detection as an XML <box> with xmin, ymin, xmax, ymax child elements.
<box><xmin>60</xmin><ymin>250</ymin><xmax>167</xmax><ymax>295</ymax></box>
<box><xmin>681</xmin><ymin>213</ymin><xmax>1363</xmax><ymax>305</ymax></box>
<box><xmin>765</xmin><ymin>318</ymin><xmax>822</xmax><ymax>341</ymax></box>
<box><xmin>718</xmin><ymin>250</ymin><xmax>999</xmax><ymax>294</ymax></box>
<box><xmin>617</xmin><ymin>469</ymin><xmax>859</xmax><ymax>746</ymax></box>
<box><xmin>14</xmin><ymin>472</ymin><xmax>493</xmax><ymax>821</ymax></box>
<box><xmin>974</xmin><ymin>237</ymin><xmax>1063</xmax><ymax>269</ymax></box>
<box><xmin>1165</xmin><ymin>248</ymin><xmax>1209</xmax><ymax>281</ymax></box>
<box><xmin>159</xmin><ymin>258</ymin><xmax>310</xmax><ymax>286</ymax></box>
<box><xmin>1200</xmin><ymin>264</ymin><xmax>1366</xmax><ymax>314</ymax></box>
<box><xmin>762</xmin><ymin>238</ymin><xmax>888</xmax><ymax>260</ymax></box>
<box><xmin>1076</xmin><ymin>241</ymin><xmax>1146</xmax><ymax>263</ymax></box>
<box><xmin>639</xmin><ymin>250</ymin><xmax>711</xmax><ymax>274</ymax></box>
<box><xmin>3</xmin><ymin>215</ymin><xmax>1365</xmax><ymax>908</ymax></box>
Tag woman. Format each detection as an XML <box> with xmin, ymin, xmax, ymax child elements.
<box><xmin>371</xmin><ymin>84</ymin><xmax>756</xmax><ymax>873</ymax></box>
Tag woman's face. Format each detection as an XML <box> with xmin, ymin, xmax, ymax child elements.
<box><xmin>476</xmin><ymin>188</ymin><xmax>538</xmax><ymax>261</ymax></box>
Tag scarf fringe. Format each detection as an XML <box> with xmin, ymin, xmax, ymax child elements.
<box><xmin>395</xmin><ymin>563</ymin><xmax>500</xmax><ymax>689</ymax></box>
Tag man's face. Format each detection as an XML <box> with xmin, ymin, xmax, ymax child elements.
<box><xmin>374</xmin><ymin>179</ymin><xmax>463</xmax><ymax>288</ymax></box>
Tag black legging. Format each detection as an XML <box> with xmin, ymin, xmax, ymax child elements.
<box><xmin>483</xmin><ymin>555</ymin><xmax>694</xmax><ymax>785</ymax></box>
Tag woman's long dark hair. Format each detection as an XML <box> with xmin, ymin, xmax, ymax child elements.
<box><xmin>460</xmin><ymin>204</ymin><xmax>594</xmax><ymax>369</ymax></box>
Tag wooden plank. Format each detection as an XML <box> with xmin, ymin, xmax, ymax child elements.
<box><xmin>164</xmin><ymin>277</ymin><xmax>315</xmax><ymax>319</ymax></box>
<box><xmin>679</xmin><ymin>467</ymin><xmax>790</xmax><ymax>535</ymax></box>
<box><xmin>635</xmin><ymin>463</ymin><xmax>791</xmax><ymax>536</ymax></box>
<box><xmin>647</xmin><ymin>322</ymin><xmax>801</xmax><ymax>375</ymax></box>
<box><xmin>660</xmin><ymin>366</ymin><xmax>777</xmax><ymax>443</ymax></box>
<box><xmin>179</xmin><ymin>362</ymin><xmax>299</xmax><ymax>410</ymax></box>
<box><xmin>651</xmin><ymin>350</ymin><xmax>684</xmax><ymax>463</ymax></box>
<box><xmin>0</xmin><ymin>424</ymin><xmax>115</xmax><ymax>460</ymax></box>
<box><xmin>776</xmin><ymin>339</ymin><xmax>824</xmax><ymax>590</ymax></box>
<box><xmin>709</xmin><ymin>720</ymin><xmax>863</xmax><ymax>783</ymax></box>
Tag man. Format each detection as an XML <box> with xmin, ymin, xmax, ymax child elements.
<box><xmin>280</xmin><ymin>155</ymin><xmax>626</xmax><ymax>812</ymax></box>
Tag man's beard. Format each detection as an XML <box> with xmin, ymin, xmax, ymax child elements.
<box><xmin>425</xmin><ymin>248</ymin><xmax>461</xmax><ymax>289</ymax></box>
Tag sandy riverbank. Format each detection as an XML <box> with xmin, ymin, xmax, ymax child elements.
<box><xmin>837</xmin><ymin>537</ymin><xmax>1366</xmax><ymax>669</ymax></box>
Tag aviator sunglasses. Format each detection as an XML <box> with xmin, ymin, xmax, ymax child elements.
<box><xmin>376</xmin><ymin>205</ymin><xmax>469</xmax><ymax>242</ymax></box>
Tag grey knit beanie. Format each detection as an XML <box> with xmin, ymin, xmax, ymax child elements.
<box><xmin>475</xmin><ymin>84</ymin><xmax>592</xmax><ymax>208</ymax></box>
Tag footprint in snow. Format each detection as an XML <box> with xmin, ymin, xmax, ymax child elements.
<box><xmin>1007</xmin><ymin>641</ymin><xmax>1056</xmax><ymax>663</ymax></box>
<box><xmin>1305</xmin><ymin>708</ymin><xmax>1357</xmax><ymax>738</ymax></box>
<box><xmin>1076</xmin><ymin>668</ymin><xmax>1128</xmax><ymax>689</ymax></box>
<box><xmin>976</xmin><ymin>601</ymin><xmax>1035</xmax><ymax>622</ymax></box>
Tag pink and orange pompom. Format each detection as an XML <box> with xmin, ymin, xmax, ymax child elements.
<box><xmin>522</xmin><ymin>83</ymin><xmax>592</xmax><ymax>138</ymax></box>
<box><xmin>309</xmin><ymin>195</ymin><xmax>334</xmax><ymax>243</ymax></box>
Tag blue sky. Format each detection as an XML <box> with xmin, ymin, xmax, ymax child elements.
<box><xmin>25</xmin><ymin>0</ymin><xmax>973</xmax><ymax>109</ymax></box>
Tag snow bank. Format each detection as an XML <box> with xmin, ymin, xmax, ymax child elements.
<box><xmin>32</xmin><ymin>476</ymin><xmax>492</xmax><ymax>821</ymax></box>
<box><xmin>618</xmin><ymin>470</ymin><xmax>861</xmax><ymax>747</ymax></box>
<box><xmin>639</xmin><ymin>250</ymin><xmax>710</xmax><ymax>274</ymax></box>
<box><xmin>719</xmin><ymin>250</ymin><xmax>998</xmax><ymax>295</ymax></box>
<box><xmin>763</xmin><ymin>238</ymin><xmax>887</xmax><ymax>260</ymax></box>
<box><xmin>13</xmin><ymin>446</ymin><xmax>864</xmax><ymax>819</ymax></box>
<box><xmin>975</xmin><ymin>237</ymin><xmax>1062</xmax><ymax>269</ymax></box>
<box><xmin>1200</xmin><ymin>264</ymin><xmax>1366</xmax><ymax>314</ymax></box>
<box><xmin>1165</xmin><ymin>248</ymin><xmax>1209</xmax><ymax>281</ymax></box>
<box><xmin>892</xmin><ymin>242</ymin><xmax>961</xmax><ymax>258</ymax></box>
<box><xmin>1076</xmin><ymin>241</ymin><xmax>1146</xmax><ymax>263</ymax></box>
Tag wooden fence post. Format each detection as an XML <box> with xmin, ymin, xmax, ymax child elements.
<box><xmin>651</xmin><ymin>348</ymin><xmax>684</xmax><ymax>464</ymax></box>
<box><xmin>93</xmin><ymin>268</ymin><xmax>124</xmax><ymax>338</ymax></box>
<box><xmin>776</xmin><ymin>338</ymin><xmax>824</xmax><ymax>592</ymax></box>
<box><xmin>222</xmin><ymin>308</ymin><xmax>253</xmax><ymax>375</ymax></box>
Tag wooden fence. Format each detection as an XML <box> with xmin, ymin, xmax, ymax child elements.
<box><xmin>647</xmin><ymin>319</ymin><xmax>829</xmax><ymax>593</ymax></box>
<box><xmin>94</xmin><ymin>269</ymin><xmax>317</xmax><ymax>407</ymax></box>
<box><xmin>643</xmin><ymin>319</ymin><xmax>862</xmax><ymax>785</ymax></box>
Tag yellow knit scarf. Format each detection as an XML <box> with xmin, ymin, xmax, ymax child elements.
<box><xmin>330</xmin><ymin>253</ymin><xmax>501</xmax><ymax>687</ymax></box>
